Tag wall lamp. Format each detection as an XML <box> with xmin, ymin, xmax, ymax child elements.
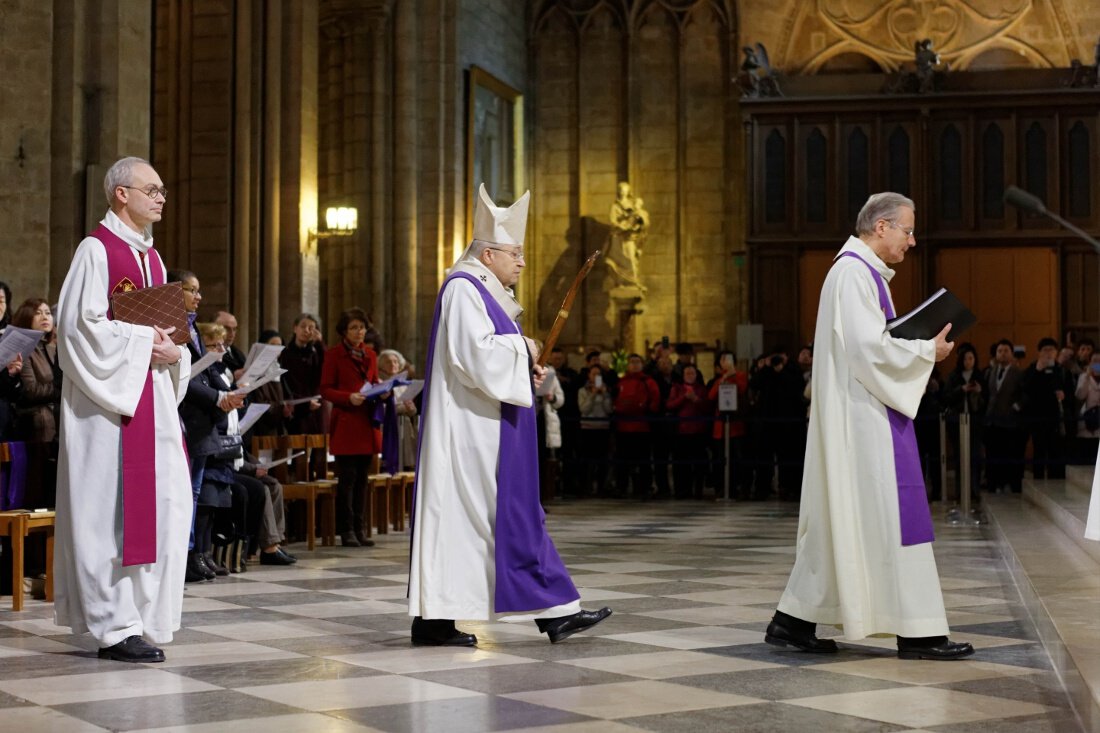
<box><xmin>309</xmin><ymin>206</ymin><xmax>358</xmax><ymax>243</ymax></box>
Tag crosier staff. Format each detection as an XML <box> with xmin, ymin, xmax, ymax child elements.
<box><xmin>536</xmin><ymin>250</ymin><xmax>601</xmax><ymax>367</ymax></box>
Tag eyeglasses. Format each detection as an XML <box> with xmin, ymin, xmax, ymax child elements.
<box><xmin>122</xmin><ymin>185</ymin><xmax>168</xmax><ymax>200</ymax></box>
<box><xmin>181</xmin><ymin>286</ymin><xmax>201</xmax><ymax>296</ymax></box>
<box><xmin>488</xmin><ymin>247</ymin><xmax>526</xmax><ymax>262</ymax></box>
<box><xmin>887</xmin><ymin>221</ymin><xmax>916</xmax><ymax>238</ymax></box>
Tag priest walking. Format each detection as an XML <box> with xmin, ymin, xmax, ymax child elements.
<box><xmin>765</xmin><ymin>192</ymin><xmax>974</xmax><ymax>660</ymax></box>
<box><xmin>53</xmin><ymin>157</ymin><xmax>192</xmax><ymax>663</ymax></box>
<box><xmin>408</xmin><ymin>184</ymin><xmax>611</xmax><ymax>646</ymax></box>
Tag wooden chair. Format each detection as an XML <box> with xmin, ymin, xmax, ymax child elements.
<box><xmin>252</xmin><ymin>435</ymin><xmax>336</xmax><ymax>551</ymax></box>
<box><xmin>0</xmin><ymin>443</ymin><xmax>55</xmax><ymax>611</ymax></box>
<box><xmin>390</xmin><ymin>471</ymin><xmax>416</xmax><ymax>532</ymax></box>
<box><xmin>366</xmin><ymin>473</ymin><xmax>392</xmax><ymax>535</ymax></box>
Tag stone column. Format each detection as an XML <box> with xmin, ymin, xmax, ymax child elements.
<box><xmin>369</xmin><ymin>15</ymin><xmax>388</xmax><ymax>324</ymax></box>
<box><xmin>392</xmin><ymin>0</ymin><xmax>418</xmax><ymax>356</ymax></box>
<box><xmin>232</xmin><ymin>0</ymin><xmax>255</xmax><ymax>342</ymax></box>
<box><xmin>277</xmin><ymin>0</ymin><xmax>320</xmax><ymax>332</ymax></box>
<box><xmin>262</xmin><ymin>1</ymin><xmax>282</xmax><ymax>327</ymax></box>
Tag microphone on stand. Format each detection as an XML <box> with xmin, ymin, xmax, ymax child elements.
<box><xmin>1003</xmin><ymin>185</ymin><xmax>1100</xmax><ymax>254</ymax></box>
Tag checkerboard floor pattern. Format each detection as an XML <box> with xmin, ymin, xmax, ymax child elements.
<box><xmin>0</xmin><ymin>501</ymin><xmax>1080</xmax><ymax>732</ymax></box>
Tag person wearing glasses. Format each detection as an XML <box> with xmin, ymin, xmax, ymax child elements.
<box><xmin>765</xmin><ymin>192</ymin><xmax>973</xmax><ymax>661</ymax></box>
<box><xmin>53</xmin><ymin>157</ymin><xmax>192</xmax><ymax>663</ymax></box>
<box><xmin>408</xmin><ymin>184</ymin><xmax>611</xmax><ymax>647</ymax></box>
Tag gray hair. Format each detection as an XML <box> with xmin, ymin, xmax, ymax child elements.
<box><xmin>855</xmin><ymin>192</ymin><xmax>915</xmax><ymax>235</ymax></box>
<box><xmin>467</xmin><ymin>239</ymin><xmax>493</xmax><ymax>259</ymax></box>
<box><xmin>103</xmin><ymin>156</ymin><xmax>151</xmax><ymax>206</ymax></box>
<box><xmin>378</xmin><ymin>348</ymin><xmax>407</xmax><ymax>370</ymax></box>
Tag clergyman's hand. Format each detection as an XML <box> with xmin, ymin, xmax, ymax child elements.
<box><xmin>150</xmin><ymin>326</ymin><xmax>182</xmax><ymax>366</ymax></box>
<box><xmin>533</xmin><ymin>364</ymin><xmax>547</xmax><ymax>391</ymax></box>
<box><xmin>524</xmin><ymin>337</ymin><xmax>541</xmax><ymax>363</ymax></box>
<box><xmin>933</xmin><ymin>323</ymin><xmax>954</xmax><ymax>363</ymax></box>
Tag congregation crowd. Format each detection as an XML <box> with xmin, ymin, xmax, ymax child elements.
<box><xmin>2</xmin><ymin>272</ymin><xmax>1098</xmax><ymax>587</ymax></box>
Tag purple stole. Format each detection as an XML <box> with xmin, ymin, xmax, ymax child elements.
<box><xmin>0</xmin><ymin>442</ymin><xmax>27</xmax><ymax>509</ymax></box>
<box><xmin>840</xmin><ymin>252</ymin><xmax>935</xmax><ymax>546</ymax></box>
<box><xmin>90</xmin><ymin>224</ymin><xmax>163</xmax><ymax>566</ymax></box>
<box><xmin>411</xmin><ymin>272</ymin><xmax>580</xmax><ymax>613</ymax></box>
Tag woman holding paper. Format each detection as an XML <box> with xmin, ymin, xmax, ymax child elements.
<box><xmin>169</xmin><ymin>269</ymin><xmax>245</xmax><ymax>582</ymax></box>
<box><xmin>320</xmin><ymin>307</ymin><xmax>382</xmax><ymax>547</ymax></box>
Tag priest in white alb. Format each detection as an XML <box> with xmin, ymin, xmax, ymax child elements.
<box><xmin>53</xmin><ymin>157</ymin><xmax>192</xmax><ymax>663</ymax></box>
<box><xmin>765</xmin><ymin>192</ymin><xmax>974</xmax><ymax>660</ymax></box>
<box><xmin>408</xmin><ymin>184</ymin><xmax>611</xmax><ymax>646</ymax></box>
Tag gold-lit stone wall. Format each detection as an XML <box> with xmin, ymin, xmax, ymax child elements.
<box><xmin>529</xmin><ymin>0</ymin><xmax>742</xmax><ymax>354</ymax></box>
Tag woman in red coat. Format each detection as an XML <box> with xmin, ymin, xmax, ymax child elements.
<box><xmin>320</xmin><ymin>308</ymin><xmax>382</xmax><ymax>547</ymax></box>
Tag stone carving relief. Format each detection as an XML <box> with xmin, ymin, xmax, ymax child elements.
<box><xmin>762</xmin><ymin>0</ymin><xmax>1084</xmax><ymax>73</ymax></box>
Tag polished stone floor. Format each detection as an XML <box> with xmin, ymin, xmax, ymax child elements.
<box><xmin>0</xmin><ymin>500</ymin><xmax>1081</xmax><ymax>732</ymax></box>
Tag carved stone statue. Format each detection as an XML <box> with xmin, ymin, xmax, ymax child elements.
<box><xmin>607</xmin><ymin>181</ymin><xmax>649</xmax><ymax>292</ymax></box>
<box><xmin>738</xmin><ymin>43</ymin><xmax>782</xmax><ymax>98</ymax></box>
<box><xmin>885</xmin><ymin>38</ymin><xmax>949</xmax><ymax>94</ymax></box>
<box><xmin>914</xmin><ymin>39</ymin><xmax>940</xmax><ymax>94</ymax></box>
<box><xmin>1067</xmin><ymin>36</ymin><xmax>1100</xmax><ymax>88</ymax></box>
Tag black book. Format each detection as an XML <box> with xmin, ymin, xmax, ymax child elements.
<box><xmin>886</xmin><ymin>288</ymin><xmax>976</xmax><ymax>342</ymax></box>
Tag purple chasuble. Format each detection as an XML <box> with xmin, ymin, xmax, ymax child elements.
<box><xmin>839</xmin><ymin>252</ymin><xmax>935</xmax><ymax>546</ymax></box>
<box><xmin>410</xmin><ymin>272</ymin><xmax>580</xmax><ymax>613</ymax></box>
<box><xmin>91</xmin><ymin>224</ymin><xmax>164</xmax><ymax>566</ymax></box>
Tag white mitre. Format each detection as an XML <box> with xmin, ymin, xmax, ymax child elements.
<box><xmin>451</xmin><ymin>184</ymin><xmax>531</xmax><ymax>320</ymax></box>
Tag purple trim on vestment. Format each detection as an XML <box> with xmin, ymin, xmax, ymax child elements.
<box><xmin>381</xmin><ymin>393</ymin><xmax>399</xmax><ymax>473</ymax></box>
<box><xmin>0</xmin><ymin>441</ymin><xmax>27</xmax><ymax>509</ymax></box>
<box><xmin>409</xmin><ymin>272</ymin><xmax>580</xmax><ymax>613</ymax></box>
<box><xmin>92</xmin><ymin>224</ymin><xmax>163</xmax><ymax>566</ymax></box>
<box><xmin>839</xmin><ymin>251</ymin><xmax>935</xmax><ymax>546</ymax></box>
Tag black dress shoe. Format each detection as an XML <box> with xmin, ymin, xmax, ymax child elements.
<box><xmin>98</xmin><ymin>635</ymin><xmax>165</xmax><ymax>663</ymax></box>
<box><xmin>194</xmin><ymin>551</ymin><xmax>217</xmax><ymax>581</ymax></box>
<box><xmin>260</xmin><ymin>549</ymin><xmax>296</xmax><ymax>566</ymax></box>
<box><xmin>355</xmin><ymin>531</ymin><xmax>375</xmax><ymax>547</ymax></box>
<box><xmin>276</xmin><ymin>548</ymin><xmax>297</xmax><ymax>564</ymax></box>
<box><xmin>536</xmin><ymin>607</ymin><xmax>613</xmax><ymax>643</ymax></box>
<box><xmin>765</xmin><ymin>611</ymin><xmax>838</xmax><ymax>653</ymax></box>
<box><xmin>411</xmin><ymin>617</ymin><xmax>477</xmax><ymax>646</ymax></box>
<box><xmin>202</xmin><ymin>552</ymin><xmax>228</xmax><ymax>577</ymax></box>
<box><xmin>341</xmin><ymin>531</ymin><xmax>360</xmax><ymax>547</ymax></box>
<box><xmin>185</xmin><ymin>551</ymin><xmax>212</xmax><ymax>583</ymax></box>
<box><xmin>897</xmin><ymin>636</ymin><xmax>975</xmax><ymax>660</ymax></box>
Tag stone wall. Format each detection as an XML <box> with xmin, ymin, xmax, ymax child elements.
<box><xmin>529</xmin><ymin>0</ymin><xmax>742</xmax><ymax>354</ymax></box>
<box><xmin>0</xmin><ymin>0</ymin><xmax>53</xmax><ymax>304</ymax></box>
<box><xmin>0</xmin><ymin>0</ymin><xmax>153</xmax><ymax>306</ymax></box>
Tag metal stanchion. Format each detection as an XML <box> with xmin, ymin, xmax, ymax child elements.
<box><xmin>722</xmin><ymin>413</ymin><xmax>731</xmax><ymax>502</ymax></box>
<box><xmin>947</xmin><ymin>401</ymin><xmax>983</xmax><ymax>526</ymax></box>
<box><xmin>717</xmin><ymin>383</ymin><xmax>736</xmax><ymax>502</ymax></box>
<box><xmin>939</xmin><ymin>411</ymin><xmax>949</xmax><ymax>502</ymax></box>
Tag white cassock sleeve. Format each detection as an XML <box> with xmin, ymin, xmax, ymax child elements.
<box><xmin>836</xmin><ymin>265</ymin><xmax>935</xmax><ymax>419</ymax></box>
<box><xmin>56</xmin><ymin>239</ymin><xmax>156</xmax><ymax>417</ymax></box>
<box><xmin>443</xmin><ymin>279</ymin><xmax>533</xmax><ymax>408</ymax></box>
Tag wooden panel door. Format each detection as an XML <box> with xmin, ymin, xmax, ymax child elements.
<box><xmin>799</xmin><ymin>250</ymin><xmax>834</xmax><ymax>345</ymax></box>
<box><xmin>934</xmin><ymin>247</ymin><xmax>1058</xmax><ymax>361</ymax></box>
